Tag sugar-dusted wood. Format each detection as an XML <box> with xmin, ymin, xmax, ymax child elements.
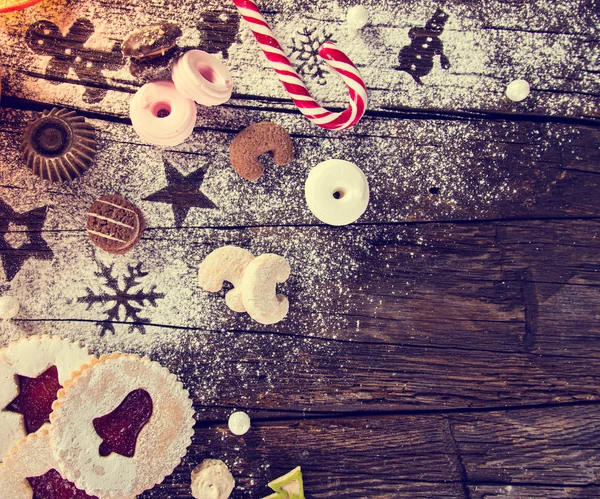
<box><xmin>0</xmin><ymin>0</ymin><xmax>597</xmax><ymax>119</ymax></box>
<box><xmin>2</xmin><ymin>219</ymin><xmax>599</xmax><ymax>419</ymax></box>
<box><xmin>135</xmin><ymin>404</ymin><xmax>600</xmax><ymax>498</ymax></box>
<box><xmin>0</xmin><ymin>107</ymin><xmax>598</xmax><ymax>232</ymax></box>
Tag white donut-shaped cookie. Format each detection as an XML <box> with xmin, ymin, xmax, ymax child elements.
<box><xmin>50</xmin><ymin>354</ymin><xmax>195</xmax><ymax>499</ymax></box>
<box><xmin>130</xmin><ymin>80</ymin><xmax>197</xmax><ymax>146</ymax></box>
<box><xmin>172</xmin><ymin>50</ymin><xmax>233</xmax><ymax>106</ymax></box>
<box><xmin>198</xmin><ymin>246</ymin><xmax>255</xmax><ymax>313</ymax></box>
<box><xmin>0</xmin><ymin>429</ymin><xmax>100</xmax><ymax>499</ymax></box>
<box><xmin>305</xmin><ymin>159</ymin><xmax>369</xmax><ymax>226</ymax></box>
<box><xmin>241</xmin><ymin>254</ymin><xmax>290</xmax><ymax>325</ymax></box>
<box><xmin>0</xmin><ymin>335</ymin><xmax>93</xmax><ymax>461</ymax></box>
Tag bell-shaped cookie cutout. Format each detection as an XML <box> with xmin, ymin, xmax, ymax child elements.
<box><xmin>93</xmin><ymin>389</ymin><xmax>153</xmax><ymax>458</ymax></box>
<box><xmin>20</xmin><ymin>107</ymin><xmax>97</xmax><ymax>183</ymax></box>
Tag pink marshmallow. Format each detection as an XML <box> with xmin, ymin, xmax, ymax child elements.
<box><xmin>172</xmin><ymin>50</ymin><xmax>233</xmax><ymax>106</ymax></box>
<box><xmin>129</xmin><ymin>80</ymin><xmax>197</xmax><ymax>146</ymax></box>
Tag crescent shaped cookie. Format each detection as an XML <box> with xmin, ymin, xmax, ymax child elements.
<box><xmin>50</xmin><ymin>353</ymin><xmax>195</xmax><ymax>499</ymax></box>
<box><xmin>0</xmin><ymin>335</ymin><xmax>94</xmax><ymax>461</ymax></box>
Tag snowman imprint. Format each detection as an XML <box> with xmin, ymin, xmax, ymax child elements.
<box><xmin>396</xmin><ymin>8</ymin><xmax>450</xmax><ymax>85</ymax></box>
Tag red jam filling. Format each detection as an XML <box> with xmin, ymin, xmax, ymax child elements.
<box><xmin>5</xmin><ymin>365</ymin><xmax>62</xmax><ymax>434</ymax></box>
<box><xmin>26</xmin><ymin>468</ymin><xmax>97</xmax><ymax>499</ymax></box>
<box><xmin>93</xmin><ymin>389</ymin><xmax>153</xmax><ymax>458</ymax></box>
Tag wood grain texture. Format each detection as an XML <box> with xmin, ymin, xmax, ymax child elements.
<box><xmin>0</xmin><ymin>0</ymin><xmax>598</xmax><ymax>497</ymax></box>
<box><xmin>0</xmin><ymin>107</ymin><xmax>598</xmax><ymax>231</ymax></box>
<box><xmin>2</xmin><ymin>219</ymin><xmax>599</xmax><ymax>419</ymax></box>
<box><xmin>0</xmin><ymin>0</ymin><xmax>597</xmax><ymax>119</ymax></box>
<box><xmin>134</xmin><ymin>404</ymin><xmax>600</xmax><ymax>498</ymax></box>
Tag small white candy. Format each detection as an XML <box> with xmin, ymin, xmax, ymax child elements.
<box><xmin>506</xmin><ymin>79</ymin><xmax>531</xmax><ymax>102</ymax></box>
<box><xmin>228</xmin><ymin>411</ymin><xmax>250</xmax><ymax>436</ymax></box>
<box><xmin>305</xmin><ymin>159</ymin><xmax>370</xmax><ymax>226</ymax></box>
<box><xmin>0</xmin><ymin>296</ymin><xmax>19</xmax><ymax>320</ymax></box>
<box><xmin>347</xmin><ymin>5</ymin><xmax>369</xmax><ymax>30</ymax></box>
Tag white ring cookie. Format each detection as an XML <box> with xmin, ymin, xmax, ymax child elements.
<box><xmin>0</xmin><ymin>335</ymin><xmax>94</xmax><ymax>461</ymax></box>
<box><xmin>50</xmin><ymin>353</ymin><xmax>195</xmax><ymax>499</ymax></box>
<box><xmin>305</xmin><ymin>159</ymin><xmax>369</xmax><ymax>226</ymax></box>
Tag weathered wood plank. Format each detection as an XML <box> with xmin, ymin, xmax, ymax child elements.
<box><xmin>0</xmin><ymin>0</ymin><xmax>597</xmax><ymax>119</ymax></box>
<box><xmin>0</xmin><ymin>107</ymin><xmax>598</xmax><ymax>231</ymax></box>
<box><xmin>452</xmin><ymin>404</ymin><xmax>600</xmax><ymax>487</ymax></box>
<box><xmin>136</xmin><ymin>404</ymin><xmax>600</xmax><ymax>498</ymax></box>
<box><xmin>2</xmin><ymin>220</ymin><xmax>599</xmax><ymax>416</ymax></box>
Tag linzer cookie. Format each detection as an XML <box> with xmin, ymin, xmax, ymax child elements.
<box><xmin>0</xmin><ymin>335</ymin><xmax>94</xmax><ymax>461</ymax></box>
<box><xmin>50</xmin><ymin>353</ymin><xmax>195</xmax><ymax>499</ymax></box>
<box><xmin>0</xmin><ymin>429</ymin><xmax>97</xmax><ymax>499</ymax></box>
<box><xmin>87</xmin><ymin>195</ymin><xmax>146</xmax><ymax>254</ymax></box>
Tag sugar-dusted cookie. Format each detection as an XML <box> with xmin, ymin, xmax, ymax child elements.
<box><xmin>229</xmin><ymin>122</ymin><xmax>294</xmax><ymax>181</ymax></box>
<box><xmin>198</xmin><ymin>246</ymin><xmax>255</xmax><ymax>312</ymax></box>
<box><xmin>0</xmin><ymin>335</ymin><xmax>94</xmax><ymax>461</ymax></box>
<box><xmin>50</xmin><ymin>353</ymin><xmax>195</xmax><ymax>499</ymax></box>
<box><xmin>191</xmin><ymin>459</ymin><xmax>235</xmax><ymax>499</ymax></box>
<box><xmin>87</xmin><ymin>194</ymin><xmax>146</xmax><ymax>254</ymax></box>
<box><xmin>0</xmin><ymin>429</ymin><xmax>97</xmax><ymax>499</ymax></box>
<box><xmin>241</xmin><ymin>254</ymin><xmax>290</xmax><ymax>325</ymax></box>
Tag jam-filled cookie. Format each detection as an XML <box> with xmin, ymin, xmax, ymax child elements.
<box><xmin>50</xmin><ymin>353</ymin><xmax>195</xmax><ymax>499</ymax></box>
<box><xmin>0</xmin><ymin>428</ymin><xmax>97</xmax><ymax>499</ymax></box>
<box><xmin>0</xmin><ymin>335</ymin><xmax>94</xmax><ymax>461</ymax></box>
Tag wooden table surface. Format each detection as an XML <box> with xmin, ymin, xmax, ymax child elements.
<box><xmin>0</xmin><ymin>0</ymin><xmax>599</xmax><ymax>497</ymax></box>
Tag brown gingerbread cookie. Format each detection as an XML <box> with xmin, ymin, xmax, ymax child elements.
<box><xmin>87</xmin><ymin>194</ymin><xmax>145</xmax><ymax>254</ymax></box>
<box><xmin>229</xmin><ymin>122</ymin><xmax>294</xmax><ymax>181</ymax></box>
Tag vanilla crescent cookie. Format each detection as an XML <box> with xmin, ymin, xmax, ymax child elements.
<box><xmin>50</xmin><ymin>353</ymin><xmax>195</xmax><ymax>499</ymax></box>
<box><xmin>0</xmin><ymin>335</ymin><xmax>94</xmax><ymax>461</ymax></box>
<box><xmin>0</xmin><ymin>429</ymin><xmax>98</xmax><ymax>499</ymax></box>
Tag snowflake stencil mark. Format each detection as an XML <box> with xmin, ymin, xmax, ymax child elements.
<box><xmin>77</xmin><ymin>261</ymin><xmax>164</xmax><ymax>336</ymax></box>
<box><xmin>289</xmin><ymin>27</ymin><xmax>333</xmax><ymax>86</ymax></box>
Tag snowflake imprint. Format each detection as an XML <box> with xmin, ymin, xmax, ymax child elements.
<box><xmin>289</xmin><ymin>26</ymin><xmax>334</xmax><ymax>86</ymax></box>
<box><xmin>77</xmin><ymin>261</ymin><xmax>165</xmax><ymax>336</ymax></box>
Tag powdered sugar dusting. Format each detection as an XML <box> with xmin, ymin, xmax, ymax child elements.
<box><xmin>0</xmin><ymin>0</ymin><xmax>596</xmax><ymax>118</ymax></box>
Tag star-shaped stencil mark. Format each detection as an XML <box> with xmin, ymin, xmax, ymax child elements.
<box><xmin>0</xmin><ymin>197</ymin><xmax>53</xmax><ymax>282</ymax></box>
<box><xmin>5</xmin><ymin>365</ymin><xmax>62</xmax><ymax>434</ymax></box>
<box><xmin>143</xmin><ymin>159</ymin><xmax>216</xmax><ymax>227</ymax></box>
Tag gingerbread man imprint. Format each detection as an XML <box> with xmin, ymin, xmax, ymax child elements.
<box><xmin>26</xmin><ymin>19</ymin><xmax>124</xmax><ymax>104</ymax></box>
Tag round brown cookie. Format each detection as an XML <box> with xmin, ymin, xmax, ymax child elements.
<box><xmin>122</xmin><ymin>23</ymin><xmax>182</xmax><ymax>60</ymax></box>
<box><xmin>87</xmin><ymin>195</ymin><xmax>145</xmax><ymax>254</ymax></box>
<box><xmin>229</xmin><ymin>122</ymin><xmax>294</xmax><ymax>181</ymax></box>
<box><xmin>20</xmin><ymin>108</ymin><xmax>97</xmax><ymax>183</ymax></box>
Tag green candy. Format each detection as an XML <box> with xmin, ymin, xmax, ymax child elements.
<box><xmin>262</xmin><ymin>467</ymin><xmax>305</xmax><ymax>499</ymax></box>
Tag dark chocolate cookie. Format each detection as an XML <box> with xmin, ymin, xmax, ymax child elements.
<box><xmin>21</xmin><ymin>108</ymin><xmax>97</xmax><ymax>183</ymax></box>
<box><xmin>87</xmin><ymin>195</ymin><xmax>145</xmax><ymax>254</ymax></box>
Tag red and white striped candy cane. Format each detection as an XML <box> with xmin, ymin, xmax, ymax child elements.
<box><xmin>232</xmin><ymin>0</ymin><xmax>368</xmax><ymax>130</ymax></box>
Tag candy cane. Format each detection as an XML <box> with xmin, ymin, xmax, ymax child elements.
<box><xmin>232</xmin><ymin>0</ymin><xmax>368</xmax><ymax>130</ymax></box>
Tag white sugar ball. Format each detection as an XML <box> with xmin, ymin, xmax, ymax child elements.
<box><xmin>0</xmin><ymin>296</ymin><xmax>19</xmax><ymax>320</ymax></box>
<box><xmin>228</xmin><ymin>411</ymin><xmax>250</xmax><ymax>436</ymax></box>
<box><xmin>347</xmin><ymin>5</ymin><xmax>369</xmax><ymax>30</ymax></box>
<box><xmin>506</xmin><ymin>79</ymin><xmax>531</xmax><ymax>102</ymax></box>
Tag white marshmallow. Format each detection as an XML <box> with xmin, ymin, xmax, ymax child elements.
<box><xmin>506</xmin><ymin>79</ymin><xmax>531</xmax><ymax>102</ymax></box>
<box><xmin>305</xmin><ymin>159</ymin><xmax>369</xmax><ymax>226</ymax></box>
<box><xmin>347</xmin><ymin>5</ymin><xmax>370</xmax><ymax>30</ymax></box>
<box><xmin>228</xmin><ymin>411</ymin><xmax>250</xmax><ymax>436</ymax></box>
